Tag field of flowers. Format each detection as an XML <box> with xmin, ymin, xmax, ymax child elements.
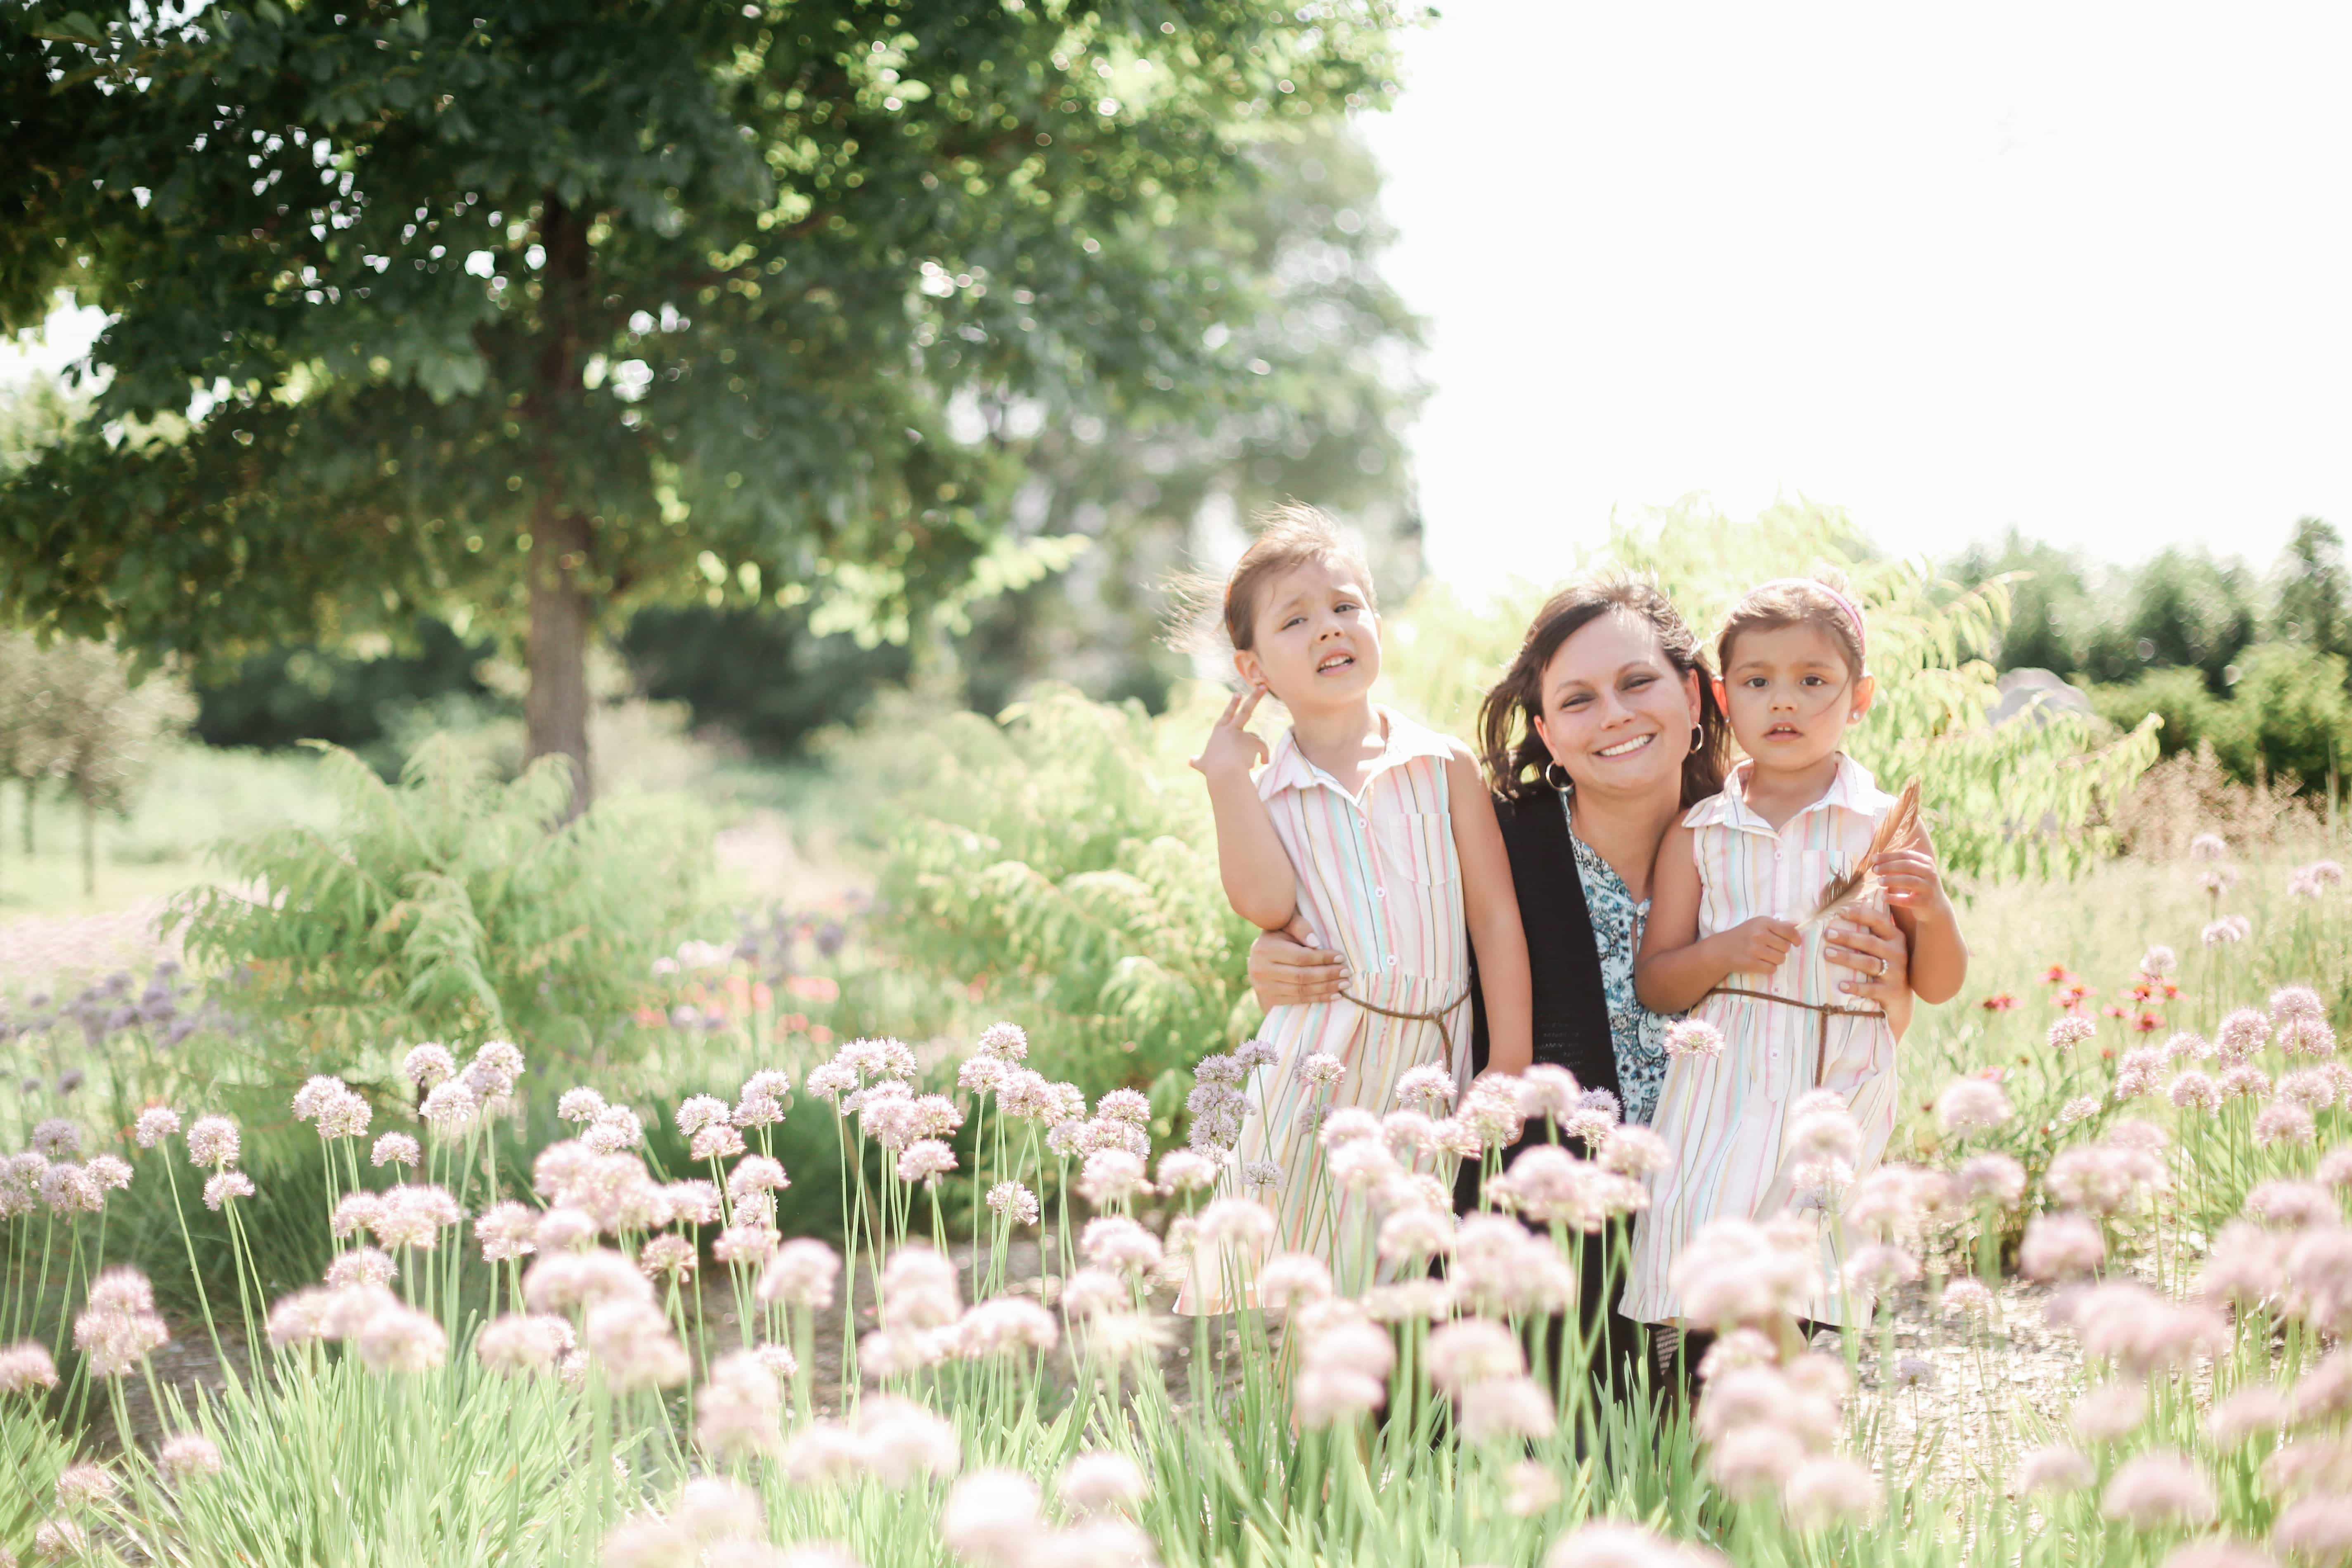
<box><xmin>1</xmin><ymin>824</ymin><xmax>2348</xmax><ymax>1568</ymax></box>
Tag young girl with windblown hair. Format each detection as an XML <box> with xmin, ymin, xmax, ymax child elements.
<box><xmin>1180</xmin><ymin>507</ymin><xmax>1533</xmax><ymax>1314</ymax></box>
<box><xmin>1623</xmin><ymin>575</ymin><xmax>1968</xmax><ymax>1334</ymax></box>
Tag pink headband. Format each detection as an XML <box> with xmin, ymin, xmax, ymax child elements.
<box><xmin>1749</xmin><ymin>578</ymin><xmax>1867</xmax><ymax>666</ymax></box>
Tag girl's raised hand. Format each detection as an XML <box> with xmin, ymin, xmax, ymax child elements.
<box><xmin>1719</xmin><ymin>915</ymin><xmax>1801</xmax><ymax>975</ymax></box>
<box><xmin>1190</xmin><ymin>685</ymin><xmax>1271</xmax><ymax>779</ymax></box>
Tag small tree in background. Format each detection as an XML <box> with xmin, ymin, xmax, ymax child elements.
<box><xmin>2274</xmin><ymin>517</ymin><xmax>2350</xmax><ymax>667</ymax></box>
<box><xmin>0</xmin><ymin>631</ymin><xmax>193</xmax><ymax>896</ymax></box>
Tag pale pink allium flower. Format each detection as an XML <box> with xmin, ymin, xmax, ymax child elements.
<box><xmin>1781</xmin><ymin>1455</ymin><xmax>1881</xmax><ymax>1529</ymax></box>
<box><xmin>1255</xmin><ymin>1252</ymin><xmax>1334</xmax><ymax>1312</ymax></box>
<box><xmin>159</xmin><ymin>1432</ymin><xmax>224</xmax><ymax>1483</ymax></box>
<box><xmin>2072</xmin><ymin>1379</ymin><xmax>2149</xmax><ymax>1443</ymax></box>
<box><xmin>2099</xmin><ymin>1450</ymin><xmax>2216</xmax><ymax>1530</ymax></box>
<box><xmin>133</xmin><ymin>1106</ymin><xmax>181</xmax><ymax>1148</ymax></box>
<box><xmin>954</xmin><ymin>1298</ymin><xmax>1058</xmax><ymax>1360</ymax></box>
<box><xmin>1505</xmin><ymin>1458</ymin><xmax>1563</xmax><ymax>1518</ymax></box>
<box><xmin>325</xmin><ymin>1247</ymin><xmax>397</xmax><ymax>1290</ymax></box>
<box><xmin>357</xmin><ymin>1301</ymin><xmax>446</xmax><ymax>1373</ymax></box>
<box><xmin>1292</xmin><ymin>1365</ymin><xmax>1385</xmax><ymax>1429</ymax></box>
<box><xmin>757</xmin><ymin>1238</ymin><xmax>841</xmax><ymax>1310</ymax></box>
<box><xmin>975</xmin><ymin>1022</ymin><xmax>1029</xmax><ymax>1061</ymax></box>
<box><xmin>186</xmin><ymin>1115</ymin><xmax>239</xmax><ymax>1168</ymax></box>
<box><xmin>2019</xmin><ymin>1445</ymin><xmax>2095</xmax><ymax>1494</ymax></box>
<box><xmin>695</xmin><ymin>1349</ymin><xmax>784</xmax><ymax>1458</ymax></box>
<box><xmin>2253</xmin><ymin>1100</ymin><xmax>2317</xmax><ymax>1149</ymax></box>
<box><xmin>0</xmin><ymin>1341</ymin><xmax>61</xmax><ymax>1395</ymax></box>
<box><xmin>2216</xmin><ymin>1009</ymin><xmax>2272</xmax><ymax>1066</ymax></box>
<box><xmin>1459</xmin><ymin>1374</ymin><xmax>1556</xmax><ymax>1444</ymax></box>
<box><xmin>942</xmin><ymin>1469</ymin><xmax>1041</xmax><ymax>1566</ymax></box>
<box><xmin>2205</xmin><ymin>1383</ymin><xmax>2288</xmax><ymax>1445</ymax></box>
<box><xmin>1544</xmin><ymin>1522</ymin><xmax>1726</xmax><ymax>1568</ymax></box>
<box><xmin>1058</xmin><ymin>1450</ymin><xmax>1146</xmax><ymax>1515</ymax></box>
<box><xmin>203</xmin><ymin>1171</ymin><xmax>255</xmax><ymax>1210</ymax></box>
<box><xmin>2049</xmin><ymin>1017</ymin><xmax>2096</xmax><ymax>1055</ymax></box>
<box><xmin>584</xmin><ymin>1299</ymin><xmax>690</xmax><ymax>1391</ymax></box>
<box><xmin>402</xmin><ymin>1043</ymin><xmax>457</xmax><ymax>1088</ymax></box>
<box><xmin>1935</xmin><ymin>1077</ymin><xmax>2012</xmax><ymax>1137</ymax></box>
<box><xmin>986</xmin><ymin>1181</ymin><xmax>1041</xmax><ymax>1226</ymax></box>
<box><xmin>556</xmin><ymin>1087</ymin><xmax>606</xmax><ymax>1123</ymax></box>
<box><xmin>53</xmin><ymin>1462</ymin><xmax>115</xmax><ymax>1509</ymax></box>
<box><xmin>2020</xmin><ymin>1214</ymin><xmax>2106</xmax><ymax>1282</ymax></box>
<box><xmin>475</xmin><ymin>1312</ymin><xmax>576</xmax><ymax>1374</ymax></box>
<box><xmin>1074</xmin><ymin>1148</ymin><xmax>1144</xmax><ymax>1204</ymax></box>
<box><xmin>898</xmin><ymin>1139</ymin><xmax>958</xmax><ymax>1187</ymax></box>
<box><xmin>1666</xmin><ymin>1019</ymin><xmax>1725</xmax><ymax>1060</ymax></box>
<box><xmin>2271</xmin><ymin>1497</ymin><xmax>2352</xmax><ymax>1566</ymax></box>
<box><xmin>1955</xmin><ymin>1153</ymin><xmax>2026</xmax><ymax>1206</ymax></box>
<box><xmin>2168</xmin><ymin>1071</ymin><xmax>2223</xmax><ymax>1114</ymax></box>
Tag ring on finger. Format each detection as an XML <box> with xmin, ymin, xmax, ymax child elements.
<box><xmin>1874</xmin><ymin>955</ymin><xmax>1888</xmax><ymax>978</ymax></box>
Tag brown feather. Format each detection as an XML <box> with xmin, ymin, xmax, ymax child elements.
<box><xmin>1802</xmin><ymin>776</ymin><xmax>1923</xmax><ymax>925</ymax></box>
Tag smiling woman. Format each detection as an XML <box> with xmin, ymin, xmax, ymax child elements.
<box><xmin>1249</xmin><ymin>575</ymin><xmax>1919</xmax><ymax>1394</ymax></box>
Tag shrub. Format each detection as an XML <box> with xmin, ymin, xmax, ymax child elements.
<box><xmin>2094</xmin><ymin>641</ymin><xmax>2352</xmax><ymax>792</ymax></box>
<box><xmin>166</xmin><ymin>736</ymin><xmax>706</xmax><ymax>1074</ymax></box>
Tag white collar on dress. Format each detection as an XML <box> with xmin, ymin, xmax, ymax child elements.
<box><xmin>1256</xmin><ymin>706</ymin><xmax>1451</xmax><ymax>802</ymax></box>
<box><xmin>1680</xmin><ymin>752</ymin><xmax>1892</xmax><ymax>835</ymax></box>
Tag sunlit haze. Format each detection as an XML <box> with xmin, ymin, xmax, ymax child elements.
<box><xmin>1357</xmin><ymin>1</ymin><xmax>2352</xmax><ymax>591</ymax></box>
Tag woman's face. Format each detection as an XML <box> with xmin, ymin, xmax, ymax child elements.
<box><xmin>1531</xmin><ymin>609</ymin><xmax>1703</xmax><ymax>805</ymax></box>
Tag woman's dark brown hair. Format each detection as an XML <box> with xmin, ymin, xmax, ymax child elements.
<box><xmin>1476</xmin><ymin>578</ymin><xmax>1730</xmax><ymax>806</ymax></box>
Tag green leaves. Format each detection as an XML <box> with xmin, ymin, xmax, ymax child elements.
<box><xmin>166</xmin><ymin>734</ymin><xmax>705</xmax><ymax>1070</ymax></box>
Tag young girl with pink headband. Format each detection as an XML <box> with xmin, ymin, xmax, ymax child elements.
<box><xmin>1621</xmin><ymin>572</ymin><xmax>1969</xmax><ymax>1352</ymax></box>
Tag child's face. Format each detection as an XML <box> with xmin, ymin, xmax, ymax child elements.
<box><xmin>1234</xmin><ymin>557</ymin><xmax>1381</xmax><ymax>708</ymax></box>
<box><xmin>1719</xmin><ymin>621</ymin><xmax>1874</xmax><ymax>772</ymax></box>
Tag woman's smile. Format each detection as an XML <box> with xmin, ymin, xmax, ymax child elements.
<box><xmin>1594</xmin><ymin>733</ymin><xmax>1655</xmax><ymax>759</ymax></box>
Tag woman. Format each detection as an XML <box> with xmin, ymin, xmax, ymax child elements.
<box><xmin>1248</xmin><ymin>579</ymin><xmax>1914</xmax><ymax>1391</ymax></box>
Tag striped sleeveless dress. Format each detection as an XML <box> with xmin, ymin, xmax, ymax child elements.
<box><xmin>1177</xmin><ymin>708</ymin><xmax>1473</xmax><ymax>1314</ymax></box>
<box><xmin>1620</xmin><ymin>753</ymin><xmax>1900</xmax><ymax>1329</ymax></box>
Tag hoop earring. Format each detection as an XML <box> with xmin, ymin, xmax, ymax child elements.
<box><xmin>1690</xmin><ymin>724</ymin><xmax>1705</xmax><ymax>752</ymax></box>
<box><xmin>1542</xmin><ymin>761</ymin><xmax>1572</xmax><ymax>792</ymax></box>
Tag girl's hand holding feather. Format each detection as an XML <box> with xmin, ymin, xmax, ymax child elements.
<box><xmin>1191</xmin><ymin>686</ymin><xmax>1271</xmax><ymax>780</ymax></box>
<box><xmin>1874</xmin><ymin>843</ymin><xmax>1947</xmax><ymax>920</ymax></box>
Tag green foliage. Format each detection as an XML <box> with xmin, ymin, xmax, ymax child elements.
<box><xmin>872</xmin><ymin>684</ymin><xmax>1257</xmax><ymax>1090</ymax></box>
<box><xmin>191</xmin><ymin>615</ymin><xmax>497</xmax><ymax>760</ymax></box>
<box><xmin>2092</xmin><ymin>640</ymin><xmax>2352</xmax><ymax>792</ymax></box>
<box><xmin>2274</xmin><ymin>516</ymin><xmax>2351</xmax><ymax>662</ymax></box>
<box><xmin>166</xmin><ymin>737</ymin><xmax>705</xmax><ymax>1069</ymax></box>
<box><xmin>0</xmin><ymin>0</ymin><xmax>1416</xmax><ymax>793</ymax></box>
<box><xmin>1388</xmin><ymin>501</ymin><xmax>2163</xmax><ymax>882</ymax></box>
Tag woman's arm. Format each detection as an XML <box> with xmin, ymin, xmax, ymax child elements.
<box><xmin>1634</xmin><ymin>823</ymin><xmax>1801</xmax><ymax>1015</ymax></box>
<box><xmin>1247</xmin><ymin>919</ymin><xmax>1347</xmax><ymax>1010</ymax></box>
<box><xmin>1190</xmin><ymin>688</ymin><xmax>1298</xmax><ymax>931</ymax></box>
<box><xmin>1446</xmin><ymin>751</ymin><xmax>1531</xmax><ymax>1076</ymax></box>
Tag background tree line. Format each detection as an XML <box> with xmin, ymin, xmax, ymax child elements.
<box><xmin>1952</xmin><ymin>517</ymin><xmax>2351</xmax><ymax>793</ymax></box>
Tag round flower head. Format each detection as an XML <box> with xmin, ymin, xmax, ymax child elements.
<box><xmin>1393</xmin><ymin>1064</ymin><xmax>1457</xmax><ymax>1110</ymax></box>
<box><xmin>1935</xmin><ymin>1077</ymin><xmax>2012</xmax><ymax>1138</ymax></box>
<box><xmin>2021</xmin><ymin>1213</ymin><xmax>2105</xmax><ymax>1281</ymax></box>
<box><xmin>1954</xmin><ymin>1152</ymin><xmax>2025</xmax><ymax>1206</ymax></box>
<box><xmin>186</xmin><ymin>1115</ymin><xmax>240</xmax><ymax>1168</ymax></box>
<box><xmin>985</xmin><ymin>1181</ymin><xmax>1041</xmax><ymax>1227</ymax></box>
<box><xmin>758</xmin><ymin>1238</ymin><xmax>841</xmax><ymax>1310</ymax></box>
<box><xmin>1666</xmin><ymin>1019</ymin><xmax>1725</xmax><ymax>1060</ymax></box>
<box><xmin>2048</xmin><ymin>1017</ymin><xmax>2096</xmax><ymax>1055</ymax></box>
<box><xmin>371</xmin><ymin>1132</ymin><xmax>421</xmax><ymax>1169</ymax></box>
<box><xmin>976</xmin><ymin>1021</ymin><xmax>1029</xmax><ymax>1061</ymax></box>
<box><xmin>402</xmin><ymin>1043</ymin><xmax>457</xmax><ymax>1088</ymax></box>
<box><xmin>0</xmin><ymin>1341</ymin><xmax>62</xmax><ymax>1395</ymax></box>
<box><xmin>1058</xmin><ymin>1450</ymin><xmax>1146</xmax><ymax>1515</ymax></box>
<box><xmin>898</xmin><ymin>1139</ymin><xmax>958</xmax><ymax>1187</ymax></box>
<box><xmin>1154</xmin><ymin>1150</ymin><xmax>1217</xmax><ymax>1194</ymax></box>
<box><xmin>1295</xmin><ymin>1051</ymin><xmax>1346</xmax><ymax>1088</ymax></box>
<box><xmin>1545</xmin><ymin>1522</ymin><xmax>1728</xmax><ymax>1568</ymax></box>
<box><xmin>2072</xmin><ymin>1379</ymin><xmax>2149</xmax><ymax>1443</ymax></box>
<box><xmin>2253</xmin><ymin>1100</ymin><xmax>2316</xmax><ymax>1149</ymax></box>
<box><xmin>2215</xmin><ymin>1009</ymin><xmax>2272</xmax><ymax>1065</ymax></box>
<box><xmin>556</xmin><ymin>1086</ymin><xmax>606</xmax><ymax>1123</ymax></box>
<box><xmin>158</xmin><ymin>1431</ymin><xmax>224</xmax><ymax>1483</ymax></box>
<box><xmin>2019</xmin><ymin>1445</ymin><xmax>2095</xmax><ymax>1495</ymax></box>
<box><xmin>2099</xmin><ymin>1450</ymin><xmax>2216</xmax><ymax>1530</ymax></box>
<box><xmin>203</xmin><ymin>1171</ymin><xmax>256</xmax><ymax>1210</ymax></box>
<box><xmin>942</xmin><ymin>1469</ymin><xmax>1041</xmax><ymax>1566</ymax></box>
<box><xmin>2138</xmin><ymin>945</ymin><xmax>2177</xmax><ymax>977</ymax></box>
<box><xmin>133</xmin><ymin>1106</ymin><xmax>182</xmax><ymax>1148</ymax></box>
<box><xmin>2270</xmin><ymin>1498</ymin><xmax>2352</xmax><ymax>1567</ymax></box>
<box><xmin>1782</xmin><ymin>1455</ymin><xmax>1881</xmax><ymax>1530</ymax></box>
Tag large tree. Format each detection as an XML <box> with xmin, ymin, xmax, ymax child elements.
<box><xmin>0</xmin><ymin>0</ymin><xmax>1409</xmax><ymax>804</ymax></box>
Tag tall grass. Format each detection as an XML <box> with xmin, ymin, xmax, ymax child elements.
<box><xmin>1</xmin><ymin>862</ymin><xmax>2345</xmax><ymax>1568</ymax></box>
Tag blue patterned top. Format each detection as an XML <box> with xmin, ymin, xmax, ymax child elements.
<box><xmin>1560</xmin><ymin>790</ymin><xmax>1674</xmax><ymax>1126</ymax></box>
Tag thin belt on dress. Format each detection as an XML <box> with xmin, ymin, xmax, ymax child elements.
<box><xmin>1337</xmin><ymin>981</ymin><xmax>1472</xmax><ymax>1044</ymax></box>
<box><xmin>1706</xmin><ymin>985</ymin><xmax>1887</xmax><ymax>1093</ymax></box>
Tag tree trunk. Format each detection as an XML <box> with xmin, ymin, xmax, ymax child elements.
<box><xmin>21</xmin><ymin>777</ymin><xmax>33</xmax><ymax>856</ymax></box>
<box><xmin>525</xmin><ymin>507</ymin><xmax>594</xmax><ymax>813</ymax></box>
<box><xmin>79</xmin><ymin>795</ymin><xmax>94</xmax><ymax>899</ymax></box>
<box><xmin>521</xmin><ymin>189</ymin><xmax>595</xmax><ymax>816</ymax></box>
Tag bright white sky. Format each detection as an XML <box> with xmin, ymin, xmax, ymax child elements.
<box><xmin>13</xmin><ymin>5</ymin><xmax>2348</xmax><ymax>595</ymax></box>
<box><xmin>1356</xmin><ymin>1</ymin><xmax>2352</xmax><ymax>591</ymax></box>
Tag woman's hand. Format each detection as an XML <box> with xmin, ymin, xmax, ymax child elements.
<box><xmin>1824</xmin><ymin>904</ymin><xmax>1909</xmax><ymax>1006</ymax></box>
<box><xmin>1190</xmin><ymin>686</ymin><xmax>1271</xmax><ymax>780</ymax></box>
<box><xmin>1247</xmin><ymin>915</ymin><xmax>1346</xmax><ymax>1010</ymax></box>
